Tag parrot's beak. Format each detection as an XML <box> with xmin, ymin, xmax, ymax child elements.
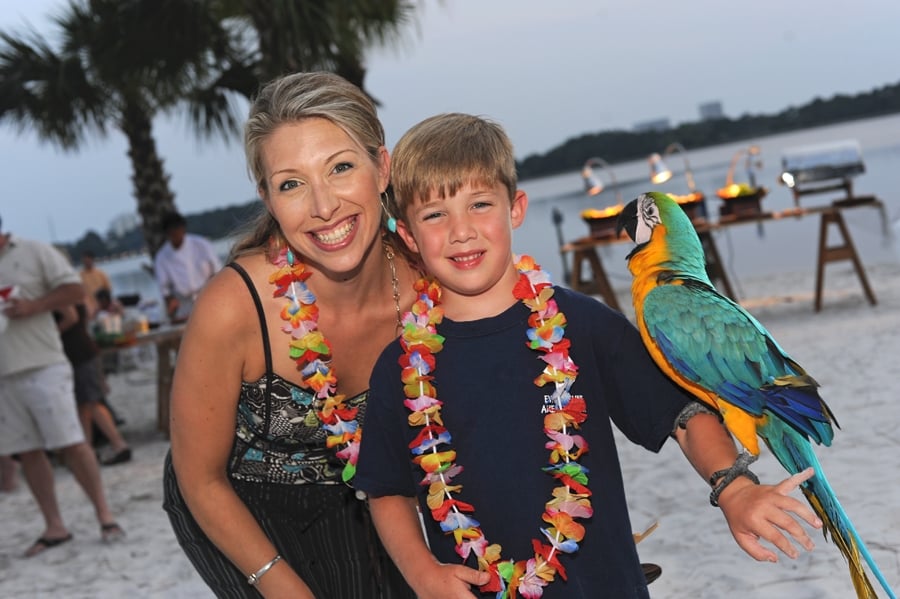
<box><xmin>616</xmin><ymin>199</ymin><xmax>639</xmax><ymax>242</ymax></box>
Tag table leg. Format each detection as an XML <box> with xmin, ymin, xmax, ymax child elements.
<box><xmin>814</xmin><ymin>210</ymin><xmax>877</xmax><ymax>311</ymax></box>
<box><xmin>570</xmin><ymin>247</ymin><xmax>622</xmax><ymax>312</ymax></box>
<box><xmin>155</xmin><ymin>337</ymin><xmax>181</xmax><ymax>436</ymax></box>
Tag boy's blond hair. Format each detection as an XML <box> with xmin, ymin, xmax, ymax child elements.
<box><xmin>389</xmin><ymin>113</ymin><xmax>518</xmax><ymax>222</ymax></box>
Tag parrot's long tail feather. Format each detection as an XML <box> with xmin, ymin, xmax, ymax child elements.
<box><xmin>763</xmin><ymin>418</ymin><xmax>896</xmax><ymax>599</ymax></box>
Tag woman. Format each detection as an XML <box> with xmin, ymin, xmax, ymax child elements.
<box><xmin>163</xmin><ymin>72</ymin><xmax>419</xmax><ymax>598</ymax></box>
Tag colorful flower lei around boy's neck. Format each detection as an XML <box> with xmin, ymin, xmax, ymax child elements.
<box><xmin>268</xmin><ymin>243</ymin><xmax>361</xmax><ymax>482</ymax></box>
<box><xmin>400</xmin><ymin>255</ymin><xmax>589</xmax><ymax>599</ymax></box>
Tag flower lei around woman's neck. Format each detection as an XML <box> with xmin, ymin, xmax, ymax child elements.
<box><xmin>269</xmin><ymin>243</ymin><xmax>360</xmax><ymax>482</ymax></box>
<box><xmin>400</xmin><ymin>255</ymin><xmax>590</xmax><ymax>599</ymax></box>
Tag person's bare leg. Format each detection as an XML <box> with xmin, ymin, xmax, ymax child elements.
<box><xmin>18</xmin><ymin>449</ymin><xmax>69</xmax><ymax>538</ymax></box>
<box><xmin>1</xmin><ymin>455</ymin><xmax>19</xmax><ymax>492</ymax></box>
<box><xmin>77</xmin><ymin>405</ymin><xmax>94</xmax><ymax>446</ymax></box>
<box><xmin>89</xmin><ymin>403</ymin><xmax>129</xmax><ymax>453</ymax></box>
<box><xmin>97</xmin><ymin>358</ymin><xmax>110</xmax><ymax>395</ymax></box>
<box><xmin>59</xmin><ymin>442</ymin><xmax>116</xmax><ymax>526</ymax></box>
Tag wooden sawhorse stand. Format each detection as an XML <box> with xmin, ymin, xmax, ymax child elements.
<box><xmin>567</xmin><ymin>241</ymin><xmax>622</xmax><ymax>312</ymax></box>
<box><xmin>814</xmin><ymin>207</ymin><xmax>877</xmax><ymax>312</ymax></box>
<box><xmin>790</xmin><ymin>180</ymin><xmax>884</xmax><ymax>311</ymax></box>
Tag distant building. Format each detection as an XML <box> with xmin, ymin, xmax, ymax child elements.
<box><xmin>699</xmin><ymin>101</ymin><xmax>724</xmax><ymax>121</ymax></box>
<box><xmin>633</xmin><ymin>118</ymin><xmax>671</xmax><ymax>133</ymax></box>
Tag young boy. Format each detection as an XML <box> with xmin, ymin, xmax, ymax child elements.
<box><xmin>354</xmin><ymin>113</ymin><xmax>821</xmax><ymax>598</ymax></box>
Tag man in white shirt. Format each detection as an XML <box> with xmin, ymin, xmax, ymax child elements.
<box><xmin>153</xmin><ymin>212</ymin><xmax>222</xmax><ymax>323</ymax></box>
<box><xmin>0</xmin><ymin>215</ymin><xmax>124</xmax><ymax>555</ymax></box>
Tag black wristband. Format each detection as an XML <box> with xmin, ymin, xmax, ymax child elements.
<box><xmin>709</xmin><ymin>452</ymin><xmax>760</xmax><ymax>507</ymax></box>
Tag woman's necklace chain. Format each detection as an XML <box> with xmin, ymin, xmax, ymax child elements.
<box><xmin>384</xmin><ymin>243</ymin><xmax>402</xmax><ymax>331</ymax></box>
<box><xmin>400</xmin><ymin>255</ymin><xmax>590</xmax><ymax>598</ymax></box>
<box><xmin>269</xmin><ymin>241</ymin><xmax>403</xmax><ymax>483</ymax></box>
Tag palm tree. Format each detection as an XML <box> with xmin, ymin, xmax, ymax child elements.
<box><xmin>0</xmin><ymin>0</ymin><xmax>249</xmax><ymax>254</ymax></box>
<box><xmin>1</xmin><ymin>0</ymin><xmax>418</xmax><ymax>252</ymax></box>
<box><xmin>216</xmin><ymin>0</ymin><xmax>418</xmax><ymax>102</ymax></box>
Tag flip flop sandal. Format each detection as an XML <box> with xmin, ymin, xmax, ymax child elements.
<box><xmin>24</xmin><ymin>534</ymin><xmax>73</xmax><ymax>558</ymax></box>
<box><xmin>101</xmin><ymin>522</ymin><xmax>126</xmax><ymax>543</ymax></box>
<box><xmin>642</xmin><ymin>563</ymin><xmax>663</xmax><ymax>585</ymax></box>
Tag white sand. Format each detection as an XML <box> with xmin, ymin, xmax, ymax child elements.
<box><xmin>1</xmin><ymin>262</ymin><xmax>899</xmax><ymax>598</ymax></box>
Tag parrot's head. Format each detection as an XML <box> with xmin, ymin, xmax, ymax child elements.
<box><xmin>616</xmin><ymin>192</ymin><xmax>705</xmax><ymax>268</ymax></box>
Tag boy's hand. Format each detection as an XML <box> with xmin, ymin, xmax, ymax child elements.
<box><xmin>717</xmin><ymin>467</ymin><xmax>823</xmax><ymax>563</ymax></box>
<box><xmin>410</xmin><ymin>562</ymin><xmax>491</xmax><ymax>599</ymax></box>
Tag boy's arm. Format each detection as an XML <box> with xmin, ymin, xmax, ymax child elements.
<box><xmin>673</xmin><ymin>412</ymin><xmax>823</xmax><ymax>562</ymax></box>
<box><xmin>368</xmin><ymin>494</ymin><xmax>490</xmax><ymax>598</ymax></box>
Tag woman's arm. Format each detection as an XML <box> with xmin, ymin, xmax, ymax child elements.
<box><xmin>673</xmin><ymin>412</ymin><xmax>822</xmax><ymax>562</ymax></box>
<box><xmin>368</xmin><ymin>494</ymin><xmax>490</xmax><ymax>599</ymax></box>
<box><xmin>168</xmin><ymin>266</ymin><xmax>314</xmax><ymax>598</ymax></box>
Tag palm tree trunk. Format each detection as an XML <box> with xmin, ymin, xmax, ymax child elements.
<box><xmin>120</xmin><ymin>100</ymin><xmax>178</xmax><ymax>256</ymax></box>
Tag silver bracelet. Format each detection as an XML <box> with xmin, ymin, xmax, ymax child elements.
<box><xmin>246</xmin><ymin>554</ymin><xmax>282</xmax><ymax>586</ymax></box>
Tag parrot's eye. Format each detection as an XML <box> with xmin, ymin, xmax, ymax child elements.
<box><xmin>639</xmin><ymin>197</ymin><xmax>661</xmax><ymax>227</ymax></box>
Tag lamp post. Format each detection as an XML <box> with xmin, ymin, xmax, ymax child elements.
<box><xmin>726</xmin><ymin>144</ymin><xmax>762</xmax><ymax>188</ymax></box>
<box><xmin>551</xmin><ymin>207</ymin><xmax>571</xmax><ymax>283</ymax></box>
<box><xmin>648</xmin><ymin>142</ymin><xmax>707</xmax><ymax>221</ymax></box>
<box><xmin>581</xmin><ymin>157</ymin><xmax>623</xmax><ymax>204</ymax></box>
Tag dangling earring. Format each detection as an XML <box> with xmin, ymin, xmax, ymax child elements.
<box><xmin>286</xmin><ymin>248</ymin><xmax>295</xmax><ymax>266</ymax></box>
<box><xmin>380</xmin><ymin>192</ymin><xmax>398</xmax><ymax>233</ymax></box>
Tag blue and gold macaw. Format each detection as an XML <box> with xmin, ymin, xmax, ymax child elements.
<box><xmin>616</xmin><ymin>191</ymin><xmax>895</xmax><ymax>599</ymax></box>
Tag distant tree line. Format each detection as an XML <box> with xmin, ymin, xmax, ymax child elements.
<box><xmin>61</xmin><ymin>77</ymin><xmax>900</xmax><ymax>262</ymax></box>
<box><xmin>64</xmin><ymin>201</ymin><xmax>261</xmax><ymax>264</ymax></box>
<box><xmin>515</xmin><ymin>80</ymin><xmax>900</xmax><ymax>179</ymax></box>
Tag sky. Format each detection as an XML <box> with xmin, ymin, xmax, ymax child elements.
<box><xmin>2</xmin><ymin>0</ymin><xmax>899</xmax><ymax>244</ymax></box>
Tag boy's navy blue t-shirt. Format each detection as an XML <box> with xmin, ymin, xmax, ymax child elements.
<box><xmin>356</xmin><ymin>286</ymin><xmax>692</xmax><ymax>598</ymax></box>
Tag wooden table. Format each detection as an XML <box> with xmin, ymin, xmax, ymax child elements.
<box><xmin>562</xmin><ymin>196</ymin><xmax>886</xmax><ymax>312</ymax></box>
<box><xmin>101</xmin><ymin>324</ymin><xmax>184</xmax><ymax>435</ymax></box>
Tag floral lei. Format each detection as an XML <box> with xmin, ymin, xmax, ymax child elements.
<box><xmin>400</xmin><ymin>255</ymin><xmax>590</xmax><ymax>599</ymax></box>
<box><xmin>269</xmin><ymin>244</ymin><xmax>360</xmax><ymax>482</ymax></box>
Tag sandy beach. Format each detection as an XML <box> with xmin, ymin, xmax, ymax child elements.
<box><xmin>1</xmin><ymin>259</ymin><xmax>899</xmax><ymax>598</ymax></box>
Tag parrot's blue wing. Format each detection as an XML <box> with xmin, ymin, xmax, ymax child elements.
<box><xmin>642</xmin><ymin>279</ymin><xmax>831</xmax><ymax>441</ymax></box>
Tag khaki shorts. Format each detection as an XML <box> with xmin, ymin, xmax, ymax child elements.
<box><xmin>0</xmin><ymin>362</ymin><xmax>85</xmax><ymax>454</ymax></box>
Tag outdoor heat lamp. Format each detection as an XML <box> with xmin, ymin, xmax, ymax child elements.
<box><xmin>647</xmin><ymin>142</ymin><xmax>697</xmax><ymax>192</ymax></box>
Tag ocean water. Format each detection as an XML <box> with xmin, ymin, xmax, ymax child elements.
<box><xmin>100</xmin><ymin>113</ymin><xmax>900</xmax><ymax>307</ymax></box>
